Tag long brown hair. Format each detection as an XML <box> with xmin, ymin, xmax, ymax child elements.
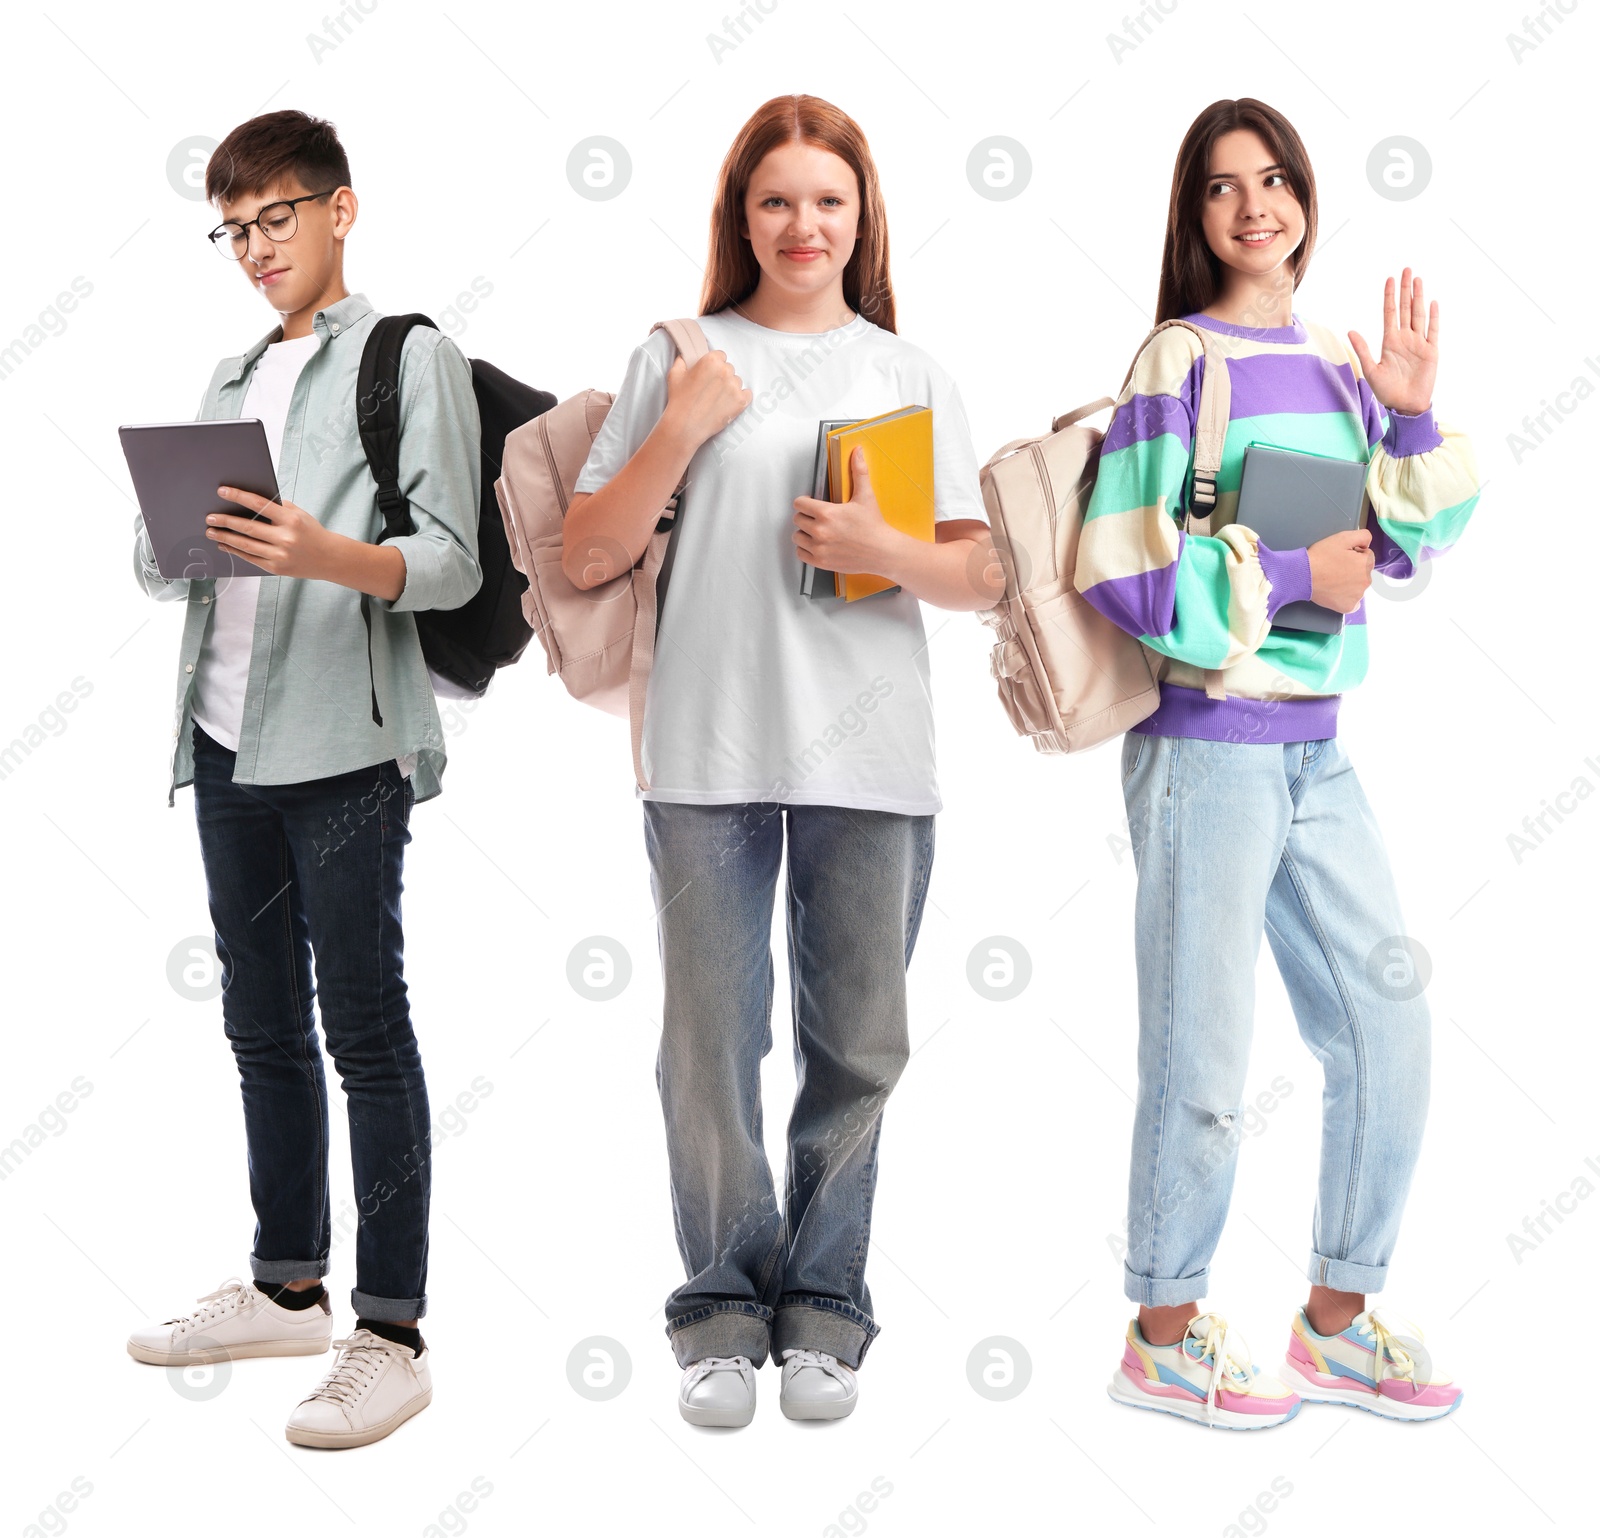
<box><xmin>1156</xmin><ymin>98</ymin><xmax>1318</xmax><ymax>323</ymax></box>
<box><xmin>699</xmin><ymin>95</ymin><xmax>895</xmax><ymax>333</ymax></box>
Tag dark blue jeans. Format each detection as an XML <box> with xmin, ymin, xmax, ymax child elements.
<box><xmin>191</xmin><ymin>723</ymin><xmax>430</xmax><ymax>1321</ymax></box>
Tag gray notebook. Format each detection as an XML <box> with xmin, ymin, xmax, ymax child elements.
<box><xmin>798</xmin><ymin>418</ymin><xmax>853</xmax><ymax>599</ymax></box>
<box><xmin>1234</xmin><ymin>444</ymin><xmax>1369</xmax><ymax>634</ymax></box>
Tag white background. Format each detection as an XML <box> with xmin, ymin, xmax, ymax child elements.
<box><xmin>1</xmin><ymin>1</ymin><xmax>1592</xmax><ymax>1534</ymax></box>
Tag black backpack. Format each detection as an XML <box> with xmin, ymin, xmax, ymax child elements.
<box><xmin>355</xmin><ymin>313</ymin><xmax>558</xmax><ymax>721</ymax></box>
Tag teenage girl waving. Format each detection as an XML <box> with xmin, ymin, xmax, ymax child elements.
<box><xmin>564</xmin><ymin>95</ymin><xmax>998</xmax><ymax>1428</ymax></box>
<box><xmin>1076</xmin><ymin>97</ymin><xmax>1479</xmax><ymax>1429</ymax></box>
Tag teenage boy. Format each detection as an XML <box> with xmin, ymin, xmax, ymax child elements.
<box><xmin>126</xmin><ymin>109</ymin><xmax>480</xmax><ymax>1449</ymax></box>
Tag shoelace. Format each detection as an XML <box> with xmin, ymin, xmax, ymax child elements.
<box><xmin>1183</xmin><ymin>1314</ymin><xmax>1254</xmax><ymax>1425</ymax></box>
<box><xmin>682</xmin><ymin>1356</ymin><xmax>750</xmax><ymax>1391</ymax></box>
<box><xmin>1358</xmin><ymin>1309</ymin><xmax>1424</xmax><ymax>1387</ymax></box>
<box><xmin>303</xmin><ymin>1332</ymin><xmax>398</xmax><ymax>1409</ymax></box>
<box><xmin>781</xmin><ymin>1348</ymin><xmax>852</xmax><ymax>1384</ymax></box>
<box><xmin>166</xmin><ymin>1278</ymin><xmax>254</xmax><ymax>1335</ymax></box>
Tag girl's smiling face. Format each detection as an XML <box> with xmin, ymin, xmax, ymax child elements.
<box><xmin>1200</xmin><ymin>128</ymin><xmax>1306</xmax><ymax>281</ymax></box>
<box><xmin>740</xmin><ymin>140</ymin><xmax>861</xmax><ymax>307</ymax></box>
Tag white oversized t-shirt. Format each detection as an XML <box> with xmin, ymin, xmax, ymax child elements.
<box><xmin>574</xmin><ymin>310</ymin><xmax>985</xmax><ymax>814</ymax></box>
<box><xmin>191</xmin><ymin>332</ymin><xmax>321</xmax><ymax>752</ymax></box>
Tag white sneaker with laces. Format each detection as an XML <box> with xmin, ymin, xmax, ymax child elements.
<box><xmin>779</xmin><ymin>1348</ymin><xmax>858</xmax><ymax>1421</ymax></box>
<box><xmin>127</xmin><ymin>1278</ymin><xmax>332</xmax><ymax>1366</ymax></box>
<box><xmin>284</xmin><ymin>1329</ymin><xmax>432</xmax><ymax>1448</ymax></box>
<box><xmin>678</xmin><ymin>1356</ymin><xmax>757</xmax><ymax>1428</ymax></box>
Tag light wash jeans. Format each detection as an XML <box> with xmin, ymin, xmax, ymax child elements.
<box><xmin>643</xmin><ymin>801</ymin><xmax>934</xmax><ymax>1369</ymax></box>
<box><xmin>1119</xmin><ymin>732</ymin><xmax>1431</xmax><ymax>1306</ymax></box>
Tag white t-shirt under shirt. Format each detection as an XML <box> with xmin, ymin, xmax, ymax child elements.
<box><xmin>191</xmin><ymin>332</ymin><xmax>321</xmax><ymax>752</ymax></box>
<box><xmin>191</xmin><ymin>331</ymin><xmax>418</xmax><ymax>779</ymax></box>
<box><xmin>574</xmin><ymin>310</ymin><xmax>985</xmax><ymax>815</ymax></box>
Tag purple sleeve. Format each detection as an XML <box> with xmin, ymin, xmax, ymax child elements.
<box><xmin>1258</xmin><ymin>541</ymin><xmax>1314</xmax><ymax>618</ymax></box>
<box><xmin>1367</xmin><ymin>520</ymin><xmax>1415</xmax><ymax>579</ymax></box>
<box><xmin>1383</xmin><ymin>405</ymin><xmax>1444</xmax><ymax>457</ymax></box>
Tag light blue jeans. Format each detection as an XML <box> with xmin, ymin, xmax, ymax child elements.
<box><xmin>1119</xmin><ymin>732</ymin><xmax>1431</xmax><ymax>1306</ymax></box>
<box><xmin>643</xmin><ymin>801</ymin><xmax>935</xmax><ymax>1369</ymax></box>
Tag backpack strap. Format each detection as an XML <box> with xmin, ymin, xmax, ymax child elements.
<box><xmin>981</xmin><ymin>398</ymin><xmax>1117</xmax><ymax>478</ymax></box>
<box><xmin>624</xmin><ymin>318</ymin><xmax>710</xmax><ymax>792</ymax></box>
<box><xmin>1121</xmin><ymin>318</ymin><xmax>1234</xmax><ymax>701</ymax></box>
<box><xmin>354</xmin><ymin>313</ymin><xmax>439</xmax><ymax>727</ymax></box>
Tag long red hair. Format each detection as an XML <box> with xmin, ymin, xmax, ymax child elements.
<box><xmin>699</xmin><ymin>94</ymin><xmax>895</xmax><ymax>333</ymax></box>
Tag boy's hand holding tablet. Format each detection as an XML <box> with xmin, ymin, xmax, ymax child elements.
<box><xmin>122</xmin><ymin>415</ymin><xmax>407</xmax><ymax>600</ymax></box>
<box><xmin>208</xmin><ymin>485</ymin><xmax>408</xmax><ymax>601</ymax></box>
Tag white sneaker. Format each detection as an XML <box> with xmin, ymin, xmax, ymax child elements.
<box><xmin>127</xmin><ymin>1278</ymin><xmax>332</xmax><ymax>1366</ymax></box>
<box><xmin>779</xmin><ymin>1348</ymin><xmax>858</xmax><ymax>1421</ymax></box>
<box><xmin>284</xmin><ymin>1329</ymin><xmax>432</xmax><ymax>1448</ymax></box>
<box><xmin>678</xmin><ymin>1356</ymin><xmax>757</xmax><ymax>1428</ymax></box>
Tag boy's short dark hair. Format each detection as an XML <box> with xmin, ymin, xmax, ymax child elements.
<box><xmin>205</xmin><ymin>109</ymin><xmax>351</xmax><ymax>205</ymax></box>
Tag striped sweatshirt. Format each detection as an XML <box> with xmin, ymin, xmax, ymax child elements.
<box><xmin>1074</xmin><ymin>312</ymin><xmax>1480</xmax><ymax>743</ymax></box>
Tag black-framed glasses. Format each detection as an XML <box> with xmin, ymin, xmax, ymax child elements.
<box><xmin>207</xmin><ymin>190</ymin><xmax>337</xmax><ymax>261</ymax></box>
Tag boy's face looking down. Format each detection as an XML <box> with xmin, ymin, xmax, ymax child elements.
<box><xmin>213</xmin><ymin>175</ymin><xmax>357</xmax><ymax>326</ymax></box>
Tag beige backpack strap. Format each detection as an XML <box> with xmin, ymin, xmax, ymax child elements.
<box><xmin>1178</xmin><ymin>324</ymin><xmax>1231</xmax><ymax>525</ymax></box>
<box><xmin>1119</xmin><ymin>318</ymin><xmax>1231</xmax><ymax>528</ymax></box>
<box><xmin>1051</xmin><ymin>397</ymin><xmax>1115</xmax><ymax>434</ymax></box>
<box><xmin>983</xmin><ymin>399</ymin><xmax>1115</xmax><ymax>478</ymax></box>
<box><xmin>625</xmin><ymin>319</ymin><xmax>712</xmax><ymax>790</ymax></box>
<box><xmin>1180</xmin><ymin>324</ymin><xmax>1233</xmax><ymax>698</ymax></box>
<box><xmin>1122</xmin><ymin>319</ymin><xmax>1234</xmax><ymax>700</ymax></box>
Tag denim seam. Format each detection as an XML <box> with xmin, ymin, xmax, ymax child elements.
<box><xmin>756</xmin><ymin>856</ymin><xmax>784</xmax><ymax>1305</ymax></box>
<box><xmin>845</xmin><ymin>1114</ymin><xmax>884</xmax><ymax>1298</ymax></box>
<box><xmin>372</xmin><ymin>763</ymin><xmax>428</xmax><ymax>1311</ymax></box>
<box><xmin>1121</xmin><ymin>731</ymin><xmax>1147</xmax><ymax>789</ymax></box>
<box><xmin>1277</xmin><ymin>843</ymin><xmax>1369</xmax><ymax>1277</ymax></box>
<box><xmin>905</xmin><ymin>818</ymin><xmax>934</xmax><ymax>961</ymax></box>
<box><xmin>776</xmin><ymin>1294</ymin><xmax>879</xmax><ymax>1336</ymax></box>
<box><xmin>668</xmin><ymin>1300</ymin><xmax>774</xmax><ymax>1332</ymax></box>
<box><xmin>754</xmin><ymin>1225</ymin><xmax>786</xmax><ymax>1307</ymax></box>
<box><xmin>1286</xmin><ymin>742</ymin><xmax>1313</xmax><ymax>799</ymax></box>
<box><xmin>1146</xmin><ymin>736</ymin><xmax>1180</xmax><ymax>1287</ymax></box>
<box><xmin>278</xmin><ymin>825</ymin><xmax>329</xmax><ymax>1271</ymax></box>
<box><xmin>761</xmin><ymin>871</ymin><xmax>791</xmax><ymax>1305</ymax></box>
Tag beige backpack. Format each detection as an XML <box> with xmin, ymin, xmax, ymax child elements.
<box><xmin>495</xmin><ymin>318</ymin><xmax>709</xmax><ymax>790</ymax></box>
<box><xmin>978</xmin><ymin>318</ymin><xmax>1231</xmax><ymax>753</ymax></box>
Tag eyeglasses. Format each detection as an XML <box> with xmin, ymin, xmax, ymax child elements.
<box><xmin>207</xmin><ymin>190</ymin><xmax>337</xmax><ymax>261</ymax></box>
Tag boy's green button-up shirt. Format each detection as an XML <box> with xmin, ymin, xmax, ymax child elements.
<box><xmin>133</xmin><ymin>294</ymin><xmax>482</xmax><ymax>805</ymax></box>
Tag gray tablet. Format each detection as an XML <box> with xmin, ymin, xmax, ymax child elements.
<box><xmin>120</xmin><ymin>418</ymin><xmax>280</xmax><ymax>581</ymax></box>
<box><xmin>1234</xmin><ymin>444</ymin><xmax>1369</xmax><ymax>634</ymax></box>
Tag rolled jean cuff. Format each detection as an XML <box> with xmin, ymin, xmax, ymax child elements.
<box><xmin>1309</xmin><ymin>1252</ymin><xmax>1389</xmax><ymax>1294</ymax></box>
<box><xmin>770</xmin><ymin>1296</ymin><xmax>880</xmax><ymax>1370</ymax></box>
<box><xmin>1123</xmin><ymin>1263</ymin><xmax>1210</xmax><ymax>1308</ymax></box>
<box><xmin>251</xmin><ymin>1253</ymin><xmax>329</xmax><ymax>1285</ymax></box>
<box><xmin>351</xmin><ymin>1288</ymin><xmax>427</xmax><ymax>1322</ymax></box>
<box><xmin>667</xmin><ymin>1301</ymin><xmax>772</xmax><ymax>1368</ymax></box>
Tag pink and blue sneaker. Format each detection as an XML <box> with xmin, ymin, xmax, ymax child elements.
<box><xmin>1280</xmin><ymin>1307</ymin><xmax>1463</xmax><ymax>1421</ymax></box>
<box><xmin>1108</xmin><ymin>1312</ymin><xmax>1302</xmax><ymax>1430</ymax></box>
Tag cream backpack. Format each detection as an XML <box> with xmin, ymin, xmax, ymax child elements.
<box><xmin>978</xmin><ymin>318</ymin><xmax>1232</xmax><ymax>753</ymax></box>
<box><xmin>495</xmin><ymin>318</ymin><xmax>708</xmax><ymax>790</ymax></box>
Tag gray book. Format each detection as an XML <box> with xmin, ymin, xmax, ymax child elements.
<box><xmin>799</xmin><ymin>419</ymin><xmax>854</xmax><ymax>599</ymax></box>
<box><xmin>1234</xmin><ymin>444</ymin><xmax>1369</xmax><ymax>634</ymax></box>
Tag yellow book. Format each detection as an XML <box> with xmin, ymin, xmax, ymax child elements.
<box><xmin>824</xmin><ymin>405</ymin><xmax>935</xmax><ymax>601</ymax></box>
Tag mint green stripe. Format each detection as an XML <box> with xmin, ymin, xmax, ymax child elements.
<box><xmin>1217</xmin><ymin>412</ymin><xmax>1372</xmax><ymax>492</ymax></box>
<box><xmin>1258</xmin><ymin>621</ymin><xmax>1370</xmax><ymax>694</ymax></box>
<box><xmin>1138</xmin><ymin>538</ymin><xmax>1237</xmax><ymax>668</ymax></box>
<box><xmin>1086</xmin><ymin>433</ymin><xmax>1191</xmax><ymax>522</ymax></box>
<box><xmin>1376</xmin><ymin>491</ymin><xmax>1479</xmax><ymax>563</ymax></box>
